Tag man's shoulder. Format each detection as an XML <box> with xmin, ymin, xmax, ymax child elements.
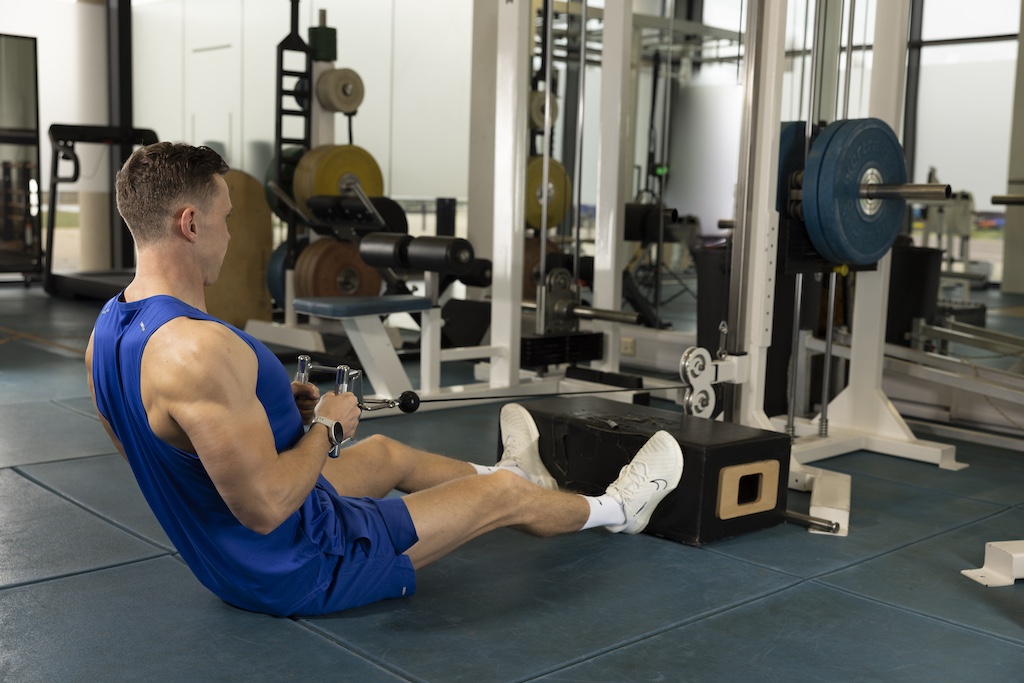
<box><xmin>146</xmin><ymin>317</ymin><xmax>255</xmax><ymax>383</ymax></box>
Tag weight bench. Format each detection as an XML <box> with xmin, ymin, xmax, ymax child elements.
<box><xmin>293</xmin><ymin>294</ymin><xmax>437</xmax><ymax>399</ymax></box>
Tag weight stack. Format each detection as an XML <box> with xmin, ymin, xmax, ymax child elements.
<box><xmin>514</xmin><ymin>397</ymin><xmax>791</xmax><ymax>546</ymax></box>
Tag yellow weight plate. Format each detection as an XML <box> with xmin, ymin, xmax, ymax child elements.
<box><xmin>292</xmin><ymin>144</ymin><xmax>384</xmax><ymax>209</ymax></box>
<box><xmin>529</xmin><ymin>90</ymin><xmax>559</xmax><ymax>131</ymax></box>
<box><xmin>525</xmin><ymin>156</ymin><xmax>570</xmax><ymax>229</ymax></box>
<box><xmin>316</xmin><ymin>68</ymin><xmax>365</xmax><ymax>114</ymax></box>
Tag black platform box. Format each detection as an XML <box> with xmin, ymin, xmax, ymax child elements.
<box><xmin>518</xmin><ymin>397</ymin><xmax>791</xmax><ymax>546</ymax></box>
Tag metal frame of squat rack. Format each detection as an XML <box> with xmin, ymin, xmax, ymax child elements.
<box><xmin>275</xmin><ymin>0</ymin><xmax>313</xmax><ymax>331</ymax></box>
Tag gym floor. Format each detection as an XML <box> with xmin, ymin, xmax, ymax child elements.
<box><xmin>3</xmin><ymin>279</ymin><xmax>1024</xmax><ymax>682</ymax></box>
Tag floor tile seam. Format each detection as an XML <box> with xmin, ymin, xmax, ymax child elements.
<box><xmin>702</xmin><ymin>546</ymin><xmax>811</xmax><ymax>581</ymax></box>
<box><xmin>51</xmin><ymin>396</ymin><xmax>101</xmax><ymax>421</ymax></box>
<box><xmin>11</xmin><ymin>466</ymin><xmax>176</xmax><ymax>553</ymax></box>
<box><xmin>808</xmin><ymin>577</ymin><xmax>1024</xmax><ymax>649</ymax></box>
<box><xmin>0</xmin><ymin>552</ymin><xmax>171</xmax><ymax>594</ymax></box>
<box><xmin>0</xmin><ymin>328</ymin><xmax>88</xmax><ymax>357</ymax></box>
<box><xmin>290</xmin><ymin>620</ymin><xmax>426</xmax><ymax>683</ymax></box>
<box><xmin>824</xmin><ymin>467</ymin><xmax>1023</xmax><ymax>507</ymax></box>
<box><xmin>513</xmin><ymin>579</ymin><xmax>807</xmax><ymax>683</ymax></box>
<box><xmin>802</xmin><ymin>507</ymin><xmax>1015</xmax><ymax>582</ymax></box>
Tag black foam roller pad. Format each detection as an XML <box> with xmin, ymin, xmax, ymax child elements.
<box><xmin>359</xmin><ymin>232</ymin><xmax>413</xmax><ymax>268</ymax></box>
<box><xmin>405</xmin><ymin>236</ymin><xmax>475</xmax><ymax>275</ymax></box>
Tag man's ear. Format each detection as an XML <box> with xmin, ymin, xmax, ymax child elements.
<box><xmin>177</xmin><ymin>206</ymin><xmax>199</xmax><ymax>242</ymax></box>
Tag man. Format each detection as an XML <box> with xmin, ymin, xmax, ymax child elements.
<box><xmin>86</xmin><ymin>142</ymin><xmax>684</xmax><ymax>617</ymax></box>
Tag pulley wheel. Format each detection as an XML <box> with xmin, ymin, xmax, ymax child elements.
<box><xmin>292</xmin><ymin>145</ymin><xmax>384</xmax><ymax>210</ymax></box>
<box><xmin>294</xmin><ymin>239</ymin><xmax>382</xmax><ymax>298</ymax></box>
<box><xmin>803</xmin><ymin>118</ymin><xmax>908</xmax><ymax>265</ymax></box>
<box><xmin>529</xmin><ymin>90</ymin><xmax>559</xmax><ymax>131</ymax></box>
<box><xmin>525</xmin><ymin>156</ymin><xmax>570</xmax><ymax>229</ymax></box>
<box><xmin>359</xmin><ymin>232</ymin><xmax>413</xmax><ymax>269</ymax></box>
<box><xmin>317</xmin><ymin>68</ymin><xmax>365</xmax><ymax>114</ymax></box>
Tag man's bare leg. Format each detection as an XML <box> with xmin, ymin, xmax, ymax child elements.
<box><xmin>322</xmin><ymin>434</ymin><xmax>477</xmax><ymax>498</ymax></box>
<box><xmin>321</xmin><ymin>403</ymin><xmax>557</xmax><ymax>498</ymax></box>
<box><xmin>402</xmin><ymin>469</ymin><xmax>590</xmax><ymax>569</ymax></box>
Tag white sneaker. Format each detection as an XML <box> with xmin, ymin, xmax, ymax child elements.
<box><xmin>605</xmin><ymin>430</ymin><xmax>683</xmax><ymax>534</ymax></box>
<box><xmin>497</xmin><ymin>403</ymin><xmax>558</xmax><ymax>490</ymax></box>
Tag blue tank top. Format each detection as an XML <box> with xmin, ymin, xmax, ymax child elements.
<box><xmin>91</xmin><ymin>294</ymin><xmax>357</xmax><ymax>616</ymax></box>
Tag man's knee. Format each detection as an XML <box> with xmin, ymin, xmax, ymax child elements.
<box><xmin>348</xmin><ymin>433</ymin><xmax>399</xmax><ymax>462</ymax></box>
<box><xmin>478</xmin><ymin>468</ymin><xmax>535</xmax><ymax>506</ymax></box>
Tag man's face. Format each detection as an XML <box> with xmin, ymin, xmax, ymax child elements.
<box><xmin>200</xmin><ymin>175</ymin><xmax>233</xmax><ymax>286</ymax></box>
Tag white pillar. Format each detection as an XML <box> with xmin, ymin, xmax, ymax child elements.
<box><xmin>1001</xmin><ymin>4</ymin><xmax>1024</xmax><ymax>293</ymax></box>
<box><xmin>488</xmin><ymin>0</ymin><xmax>532</xmax><ymax>387</ymax></box>
<box><xmin>591</xmin><ymin>0</ymin><xmax>634</xmax><ymax>372</ymax></box>
<box><xmin>826</xmin><ymin>0</ymin><xmax>911</xmax><ymax>436</ymax></box>
<box><xmin>467</xmin><ymin>0</ymin><xmax>497</xmax><ymax>272</ymax></box>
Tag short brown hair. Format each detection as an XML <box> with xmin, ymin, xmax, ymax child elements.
<box><xmin>115</xmin><ymin>142</ymin><xmax>229</xmax><ymax>245</ymax></box>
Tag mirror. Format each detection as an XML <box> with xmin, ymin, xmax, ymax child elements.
<box><xmin>0</xmin><ymin>33</ymin><xmax>42</xmax><ymax>275</ymax></box>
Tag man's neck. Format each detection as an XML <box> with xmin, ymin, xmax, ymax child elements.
<box><xmin>124</xmin><ymin>246</ymin><xmax>207</xmax><ymax>311</ymax></box>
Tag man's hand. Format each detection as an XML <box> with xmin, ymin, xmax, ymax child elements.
<box><xmin>292</xmin><ymin>381</ymin><xmax>320</xmax><ymax>425</ymax></box>
<box><xmin>314</xmin><ymin>391</ymin><xmax>362</xmax><ymax>443</ymax></box>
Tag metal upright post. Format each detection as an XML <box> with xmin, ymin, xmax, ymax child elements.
<box><xmin>728</xmin><ymin>0</ymin><xmax>788</xmax><ymax>431</ymax></box>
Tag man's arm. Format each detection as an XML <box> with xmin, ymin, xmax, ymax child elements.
<box><xmin>142</xmin><ymin>318</ymin><xmax>360</xmax><ymax>534</ymax></box>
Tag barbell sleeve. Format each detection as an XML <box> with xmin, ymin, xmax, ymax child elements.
<box><xmin>992</xmin><ymin>194</ymin><xmax>1024</xmax><ymax>206</ymax></box>
<box><xmin>569</xmin><ymin>306</ymin><xmax>643</xmax><ymax>325</ymax></box>
<box><xmin>859</xmin><ymin>183</ymin><xmax>951</xmax><ymax>201</ymax></box>
<box><xmin>522</xmin><ymin>300</ymin><xmax>642</xmax><ymax>325</ymax></box>
<box><xmin>790</xmin><ymin>182</ymin><xmax>951</xmax><ymax>202</ymax></box>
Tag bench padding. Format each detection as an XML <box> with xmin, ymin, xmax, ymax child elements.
<box><xmin>293</xmin><ymin>295</ymin><xmax>432</xmax><ymax>319</ymax></box>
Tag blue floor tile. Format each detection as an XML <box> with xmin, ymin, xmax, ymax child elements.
<box><xmin>822</xmin><ymin>507</ymin><xmax>1024</xmax><ymax>644</ymax></box>
<box><xmin>17</xmin><ymin>453</ymin><xmax>173</xmax><ymax>549</ymax></box>
<box><xmin>825</xmin><ymin>444</ymin><xmax>1024</xmax><ymax>506</ymax></box>
<box><xmin>367</xmin><ymin>402</ymin><xmax>503</xmax><ymax>462</ymax></box>
<box><xmin>536</xmin><ymin>582</ymin><xmax>1024</xmax><ymax>682</ymax></box>
<box><xmin>708</xmin><ymin>473</ymin><xmax>1005</xmax><ymax>578</ymax></box>
<box><xmin>0</xmin><ymin>340</ymin><xmax>90</xmax><ymax>405</ymax></box>
<box><xmin>0</xmin><ymin>398</ymin><xmax>115</xmax><ymax>467</ymax></box>
<box><xmin>0</xmin><ymin>468</ymin><xmax>166</xmax><ymax>589</ymax></box>
<box><xmin>300</xmin><ymin>529</ymin><xmax>797</xmax><ymax>683</ymax></box>
<box><xmin>0</xmin><ymin>556</ymin><xmax>405</xmax><ymax>683</ymax></box>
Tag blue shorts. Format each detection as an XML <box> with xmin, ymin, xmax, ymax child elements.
<box><xmin>291</xmin><ymin>495</ymin><xmax>419</xmax><ymax>616</ymax></box>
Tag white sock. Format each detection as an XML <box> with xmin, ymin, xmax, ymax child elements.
<box><xmin>581</xmin><ymin>494</ymin><xmax>626</xmax><ymax>530</ymax></box>
<box><xmin>472</xmin><ymin>462</ymin><xmax>530</xmax><ymax>481</ymax></box>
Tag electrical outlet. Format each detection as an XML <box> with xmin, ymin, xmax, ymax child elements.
<box><xmin>620</xmin><ymin>337</ymin><xmax>637</xmax><ymax>356</ymax></box>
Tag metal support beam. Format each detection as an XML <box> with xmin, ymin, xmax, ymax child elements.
<box><xmin>107</xmin><ymin>0</ymin><xmax>134</xmax><ymax>269</ymax></box>
<box><xmin>728</xmin><ymin>0</ymin><xmax>787</xmax><ymax>430</ymax></box>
